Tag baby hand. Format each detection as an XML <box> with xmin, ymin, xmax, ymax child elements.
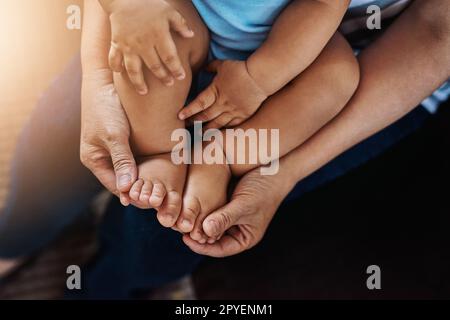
<box><xmin>100</xmin><ymin>0</ymin><xmax>194</xmax><ymax>95</ymax></box>
<box><xmin>178</xmin><ymin>60</ymin><xmax>268</xmax><ymax>129</ymax></box>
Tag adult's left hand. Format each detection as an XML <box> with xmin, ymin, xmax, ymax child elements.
<box><xmin>183</xmin><ymin>167</ymin><xmax>295</xmax><ymax>257</ymax></box>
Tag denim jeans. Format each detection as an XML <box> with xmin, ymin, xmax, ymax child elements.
<box><xmin>0</xmin><ymin>55</ymin><xmax>431</xmax><ymax>298</ymax></box>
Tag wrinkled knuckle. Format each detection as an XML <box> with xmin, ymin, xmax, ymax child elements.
<box><xmin>113</xmin><ymin>157</ymin><xmax>133</xmax><ymax>172</ymax></box>
<box><xmin>218</xmin><ymin>212</ymin><xmax>232</xmax><ymax>229</ymax></box>
<box><xmin>104</xmin><ymin>128</ymin><xmax>123</xmax><ymax>143</ymax></box>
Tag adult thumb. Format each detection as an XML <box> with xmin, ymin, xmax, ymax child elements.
<box><xmin>203</xmin><ymin>199</ymin><xmax>241</xmax><ymax>238</ymax></box>
<box><xmin>107</xmin><ymin>139</ymin><xmax>137</xmax><ymax>193</ymax></box>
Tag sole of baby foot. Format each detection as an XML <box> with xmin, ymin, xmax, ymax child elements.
<box><xmin>176</xmin><ymin>160</ymin><xmax>231</xmax><ymax>240</ymax></box>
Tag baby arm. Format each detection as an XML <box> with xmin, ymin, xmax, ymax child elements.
<box><xmin>247</xmin><ymin>0</ymin><xmax>351</xmax><ymax>95</ymax></box>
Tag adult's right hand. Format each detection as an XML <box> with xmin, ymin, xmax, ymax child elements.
<box><xmin>80</xmin><ymin>69</ymin><xmax>137</xmax><ymax>206</ymax></box>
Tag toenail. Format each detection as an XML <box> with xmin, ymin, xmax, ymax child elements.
<box><xmin>181</xmin><ymin>219</ymin><xmax>192</xmax><ymax>230</ymax></box>
<box><xmin>207</xmin><ymin>219</ymin><xmax>220</xmax><ymax>235</ymax></box>
<box><xmin>198</xmin><ymin>238</ymin><xmax>206</xmax><ymax>244</ymax></box>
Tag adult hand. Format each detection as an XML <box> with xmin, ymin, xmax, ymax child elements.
<box><xmin>80</xmin><ymin>69</ymin><xmax>138</xmax><ymax>206</ymax></box>
<box><xmin>183</xmin><ymin>167</ymin><xmax>295</xmax><ymax>257</ymax></box>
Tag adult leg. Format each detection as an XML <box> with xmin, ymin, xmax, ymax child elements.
<box><xmin>0</xmin><ymin>55</ymin><xmax>102</xmax><ymax>259</ymax></box>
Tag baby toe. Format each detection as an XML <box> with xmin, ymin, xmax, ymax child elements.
<box><xmin>190</xmin><ymin>221</ymin><xmax>208</xmax><ymax>244</ymax></box>
<box><xmin>149</xmin><ymin>181</ymin><xmax>167</xmax><ymax>208</ymax></box>
<box><xmin>129</xmin><ymin>179</ymin><xmax>144</xmax><ymax>201</ymax></box>
<box><xmin>139</xmin><ymin>180</ymin><xmax>154</xmax><ymax>203</ymax></box>
<box><xmin>176</xmin><ymin>196</ymin><xmax>201</xmax><ymax>233</ymax></box>
<box><xmin>157</xmin><ymin>191</ymin><xmax>182</xmax><ymax>228</ymax></box>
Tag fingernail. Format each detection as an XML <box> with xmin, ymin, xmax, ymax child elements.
<box><xmin>179</xmin><ymin>113</ymin><xmax>185</xmax><ymax>120</ymax></box>
<box><xmin>207</xmin><ymin>219</ymin><xmax>220</xmax><ymax>235</ymax></box>
<box><xmin>138</xmin><ymin>88</ymin><xmax>148</xmax><ymax>95</ymax></box>
<box><xmin>165</xmin><ymin>79</ymin><xmax>175</xmax><ymax>86</ymax></box>
<box><xmin>181</xmin><ymin>219</ymin><xmax>192</xmax><ymax>230</ymax></box>
<box><xmin>118</xmin><ymin>174</ymin><xmax>131</xmax><ymax>188</ymax></box>
<box><xmin>176</xmin><ymin>73</ymin><xmax>186</xmax><ymax>80</ymax></box>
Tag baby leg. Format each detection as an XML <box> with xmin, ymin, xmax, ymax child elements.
<box><xmin>180</xmin><ymin>33</ymin><xmax>360</xmax><ymax>241</ymax></box>
<box><xmin>114</xmin><ymin>0</ymin><xmax>209</xmax><ymax>227</ymax></box>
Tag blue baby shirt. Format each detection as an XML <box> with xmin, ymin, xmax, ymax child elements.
<box><xmin>192</xmin><ymin>0</ymin><xmax>291</xmax><ymax>60</ymax></box>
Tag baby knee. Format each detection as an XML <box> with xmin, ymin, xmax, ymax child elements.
<box><xmin>329</xmin><ymin>51</ymin><xmax>360</xmax><ymax>108</ymax></box>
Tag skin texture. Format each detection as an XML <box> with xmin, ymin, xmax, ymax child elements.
<box><xmin>99</xmin><ymin>0</ymin><xmax>195</xmax><ymax>93</ymax></box>
<box><xmin>103</xmin><ymin>0</ymin><xmax>210</xmax><ymax>228</ymax></box>
<box><xmin>80</xmin><ymin>0</ymin><xmax>450</xmax><ymax>257</ymax></box>
<box><xmin>178</xmin><ymin>60</ymin><xmax>268</xmax><ymax>129</ymax></box>
<box><xmin>177</xmin><ymin>33</ymin><xmax>359</xmax><ymax>245</ymax></box>
<box><xmin>84</xmin><ymin>0</ymin><xmax>358</xmax><ymax>238</ymax></box>
<box><xmin>184</xmin><ymin>0</ymin><xmax>450</xmax><ymax>257</ymax></box>
<box><xmin>107</xmin><ymin>1</ymin><xmax>358</xmax><ymax>243</ymax></box>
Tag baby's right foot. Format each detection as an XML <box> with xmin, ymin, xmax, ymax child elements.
<box><xmin>128</xmin><ymin>153</ymin><xmax>187</xmax><ymax>228</ymax></box>
<box><xmin>176</xmin><ymin>160</ymin><xmax>231</xmax><ymax>243</ymax></box>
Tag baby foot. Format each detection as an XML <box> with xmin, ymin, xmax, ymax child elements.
<box><xmin>129</xmin><ymin>153</ymin><xmax>186</xmax><ymax>227</ymax></box>
<box><xmin>175</xmin><ymin>160</ymin><xmax>231</xmax><ymax>244</ymax></box>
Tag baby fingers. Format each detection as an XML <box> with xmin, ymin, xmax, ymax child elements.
<box><xmin>123</xmin><ymin>54</ymin><xmax>148</xmax><ymax>95</ymax></box>
<box><xmin>179</xmin><ymin>85</ymin><xmax>217</xmax><ymax>120</ymax></box>
<box><xmin>109</xmin><ymin>43</ymin><xmax>124</xmax><ymax>73</ymax></box>
<box><xmin>204</xmin><ymin>113</ymin><xmax>234</xmax><ymax>130</ymax></box>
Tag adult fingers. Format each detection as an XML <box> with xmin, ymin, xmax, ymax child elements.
<box><xmin>202</xmin><ymin>199</ymin><xmax>242</xmax><ymax>238</ymax></box>
<box><xmin>81</xmin><ymin>155</ymin><xmax>118</xmax><ymax>196</ymax></box>
<box><xmin>182</xmin><ymin>227</ymin><xmax>245</xmax><ymax>258</ymax></box>
<box><xmin>105</xmin><ymin>138</ymin><xmax>138</xmax><ymax>194</ymax></box>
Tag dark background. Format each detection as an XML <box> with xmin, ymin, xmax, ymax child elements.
<box><xmin>194</xmin><ymin>102</ymin><xmax>450</xmax><ymax>299</ymax></box>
